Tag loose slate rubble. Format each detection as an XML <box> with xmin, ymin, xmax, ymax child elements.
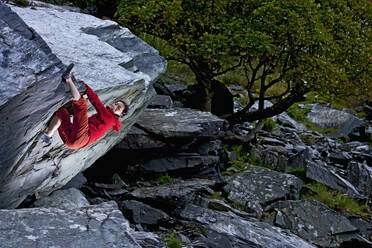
<box><xmin>180</xmin><ymin>204</ymin><xmax>316</xmax><ymax>248</ymax></box>
<box><xmin>120</xmin><ymin>200</ymin><xmax>169</xmax><ymax>225</ymax></box>
<box><xmin>265</xmin><ymin>199</ymin><xmax>372</xmax><ymax>247</ymax></box>
<box><xmin>32</xmin><ymin>187</ymin><xmax>90</xmax><ymax>209</ymax></box>
<box><xmin>0</xmin><ymin>201</ymin><xmax>141</xmax><ymax>248</ymax></box>
<box><xmin>192</xmin><ymin>228</ymin><xmax>262</xmax><ymax>248</ymax></box>
<box><xmin>306</xmin><ymin>160</ymin><xmax>363</xmax><ymax>198</ymax></box>
<box><xmin>223</xmin><ymin>167</ymin><xmax>303</xmax><ymax>218</ymax></box>
<box><xmin>347</xmin><ymin>161</ymin><xmax>372</xmax><ymax>198</ymax></box>
<box><xmin>131</xmin><ymin>178</ymin><xmax>215</xmax><ymax>210</ymax></box>
<box><xmin>147</xmin><ymin>94</ymin><xmax>173</xmax><ymax>109</ymax></box>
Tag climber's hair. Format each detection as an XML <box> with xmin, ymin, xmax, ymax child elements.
<box><xmin>118</xmin><ymin>100</ymin><xmax>129</xmax><ymax>117</ymax></box>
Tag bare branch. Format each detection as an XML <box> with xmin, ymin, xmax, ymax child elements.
<box><xmin>213</xmin><ymin>56</ymin><xmax>244</xmax><ymax>77</ymax></box>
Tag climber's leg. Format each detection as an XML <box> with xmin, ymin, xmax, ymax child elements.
<box><xmin>54</xmin><ymin>108</ymin><xmax>73</xmax><ymax>144</ymax></box>
<box><xmin>63</xmin><ymin>98</ymin><xmax>89</xmax><ymax>149</ymax></box>
<box><xmin>44</xmin><ymin>115</ymin><xmax>61</xmax><ymax>137</ymax></box>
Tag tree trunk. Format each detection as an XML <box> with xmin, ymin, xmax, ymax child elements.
<box><xmin>188</xmin><ymin>61</ymin><xmax>233</xmax><ymax>116</ymax></box>
<box><xmin>226</xmin><ymin>86</ymin><xmax>309</xmax><ymax>125</ymax></box>
<box><xmin>200</xmin><ymin>82</ymin><xmax>214</xmax><ymax>112</ymax></box>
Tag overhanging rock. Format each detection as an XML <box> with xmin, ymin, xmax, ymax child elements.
<box><xmin>0</xmin><ymin>3</ymin><xmax>166</xmax><ymax>208</ymax></box>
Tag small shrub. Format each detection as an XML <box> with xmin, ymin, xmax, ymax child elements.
<box><xmin>163</xmin><ymin>233</ymin><xmax>184</xmax><ymax>248</ymax></box>
<box><xmin>13</xmin><ymin>0</ymin><xmax>30</xmax><ymax>6</ymax></box>
<box><xmin>208</xmin><ymin>191</ymin><xmax>224</xmax><ymax>200</ymax></box>
<box><xmin>247</xmin><ymin>151</ymin><xmax>265</xmax><ymax>168</ymax></box>
<box><xmin>299</xmin><ymin>134</ymin><xmax>317</xmax><ymax>143</ymax></box>
<box><xmin>157</xmin><ymin>173</ymin><xmax>173</xmax><ymax>185</ymax></box>
<box><xmin>289</xmin><ymin>167</ymin><xmax>307</xmax><ymax>181</ymax></box>
<box><xmin>231</xmin><ymin>202</ymin><xmax>245</xmax><ymax>211</ymax></box>
<box><xmin>228</xmin><ymin>160</ymin><xmax>250</xmax><ymax>172</ymax></box>
<box><xmin>287</xmin><ymin>105</ymin><xmax>312</xmax><ymax>123</ymax></box>
<box><xmin>263</xmin><ymin>118</ymin><xmax>277</xmax><ymax>132</ymax></box>
<box><xmin>221</xmin><ymin>170</ymin><xmax>235</xmax><ymax>176</ymax></box>
<box><xmin>262</xmin><ymin>211</ymin><xmax>277</xmax><ymax>217</ymax></box>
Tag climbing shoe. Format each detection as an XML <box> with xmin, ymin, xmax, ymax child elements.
<box><xmin>62</xmin><ymin>63</ymin><xmax>74</xmax><ymax>82</ymax></box>
<box><xmin>38</xmin><ymin>132</ymin><xmax>52</xmax><ymax>145</ymax></box>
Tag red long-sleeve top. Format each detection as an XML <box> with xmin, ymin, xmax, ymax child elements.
<box><xmin>81</xmin><ymin>83</ymin><xmax>123</xmax><ymax>147</ymax></box>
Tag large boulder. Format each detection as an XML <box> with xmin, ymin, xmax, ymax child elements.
<box><xmin>116</xmin><ymin>107</ymin><xmax>228</xmax><ymax>151</ymax></box>
<box><xmin>0</xmin><ymin>3</ymin><xmax>166</xmax><ymax>208</ymax></box>
<box><xmin>0</xmin><ymin>201</ymin><xmax>141</xmax><ymax>248</ymax></box>
<box><xmin>134</xmin><ymin>108</ymin><xmax>228</xmax><ymax>140</ymax></box>
<box><xmin>223</xmin><ymin>167</ymin><xmax>303</xmax><ymax>218</ymax></box>
<box><xmin>306</xmin><ymin>103</ymin><xmax>365</xmax><ymax>138</ymax></box>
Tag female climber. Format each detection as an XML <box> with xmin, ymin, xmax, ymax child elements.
<box><xmin>38</xmin><ymin>65</ymin><xmax>128</xmax><ymax>149</ymax></box>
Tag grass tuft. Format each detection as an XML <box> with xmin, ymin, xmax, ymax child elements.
<box><xmin>157</xmin><ymin>173</ymin><xmax>173</xmax><ymax>185</ymax></box>
<box><xmin>162</xmin><ymin>233</ymin><xmax>184</xmax><ymax>248</ymax></box>
<box><xmin>302</xmin><ymin>182</ymin><xmax>371</xmax><ymax>217</ymax></box>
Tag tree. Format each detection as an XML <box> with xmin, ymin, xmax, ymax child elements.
<box><xmin>73</xmin><ymin>0</ymin><xmax>120</xmax><ymax>17</ymax></box>
<box><xmin>116</xmin><ymin>0</ymin><xmax>371</xmax><ymax>125</ymax></box>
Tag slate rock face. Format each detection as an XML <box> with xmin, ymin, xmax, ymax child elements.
<box><xmin>116</xmin><ymin>107</ymin><xmax>227</xmax><ymax>156</ymax></box>
<box><xmin>134</xmin><ymin>108</ymin><xmax>228</xmax><ymax>139</ymax></box>
<box><xmin>0</xmin><ymin>4</ymin><xmax>166</xmax><ymax>208</ymax></box>
<box><xmin>347</xmin><ymin>161</ymin><xmax>372</xmax><ymax>198</ymax></box>
<box><xmin>115</xmin><ymin>125</ymin><xmax>168</xmax><ymax>150</ymax></box>
<box><xmin>132</xmin><ymin>153</ymin><xmax>220</xmax><ymax>174</ymax></box>
<box><xmin>0</xmin><ymin>201</ymin><xmax>141</xmax><ymax>248</ymax></box>
<box><xmin>306</xmin><ymin>160</ymin><xmax>362</xmax><ymax>198</ymax></box>
<box><xmin>109</xmin><ymin>107</ymin><xmax>227</xmax><ymax>181</ymax></box>
<box><xmin>0</xmin><ymin>2</ymin><xmax>64</xmax><ymax>106</ymax></box>
<box><xmin>131</xmin><ymin>178</ymin><xmax>215</xmax><ymax>210</ymax></box>
<box><xmin>180</xmin><ymin>204</ymin><xmax>316</xmax><ymax>248</ymax></box>
<box><xmin>265</xmin><ymin>199</ymin><xmax>371</xmax><ymax>247</ymax></box>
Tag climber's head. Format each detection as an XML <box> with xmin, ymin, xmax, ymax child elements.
<box><xmin>110</xmin><ymin>100</ymin><xmax>128</xmax><ymax>117</ymax></box>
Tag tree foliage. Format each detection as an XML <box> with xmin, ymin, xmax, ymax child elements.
<box><xmin>116</xmin><ymin>0</ymin><xmax>371</xmax><ymax>124</ymax></box>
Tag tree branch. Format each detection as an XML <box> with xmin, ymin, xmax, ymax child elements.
<box><xmin>226</xmin><ymin>82</ymin><xmax>309</xmax><ymax>125</ymax></box>
<box><xmin>213</xmin><ymin>56</ymin><xmax>244</xmax><ymax>77</ymax></box>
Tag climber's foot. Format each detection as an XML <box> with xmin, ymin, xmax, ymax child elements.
<box><xmin>62</xmin><ymin>63</ymin><xmax>74</xmax><ymax>82</ymax></box>
<box><xmin>38</xmin><ymin>132</ymin><xmax>52</xmax><ymax>145</ymax></box>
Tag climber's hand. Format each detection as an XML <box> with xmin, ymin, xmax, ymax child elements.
<box><xmin>76</xmin><ymin>79</ymin><xmax>87</xmax><ymax>95</ymax></box>
<box><xmin>65</xmin><ymin>72</ymin><xmax>73</xmax><ymax>84</ymax></box>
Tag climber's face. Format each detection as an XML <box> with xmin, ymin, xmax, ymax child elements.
<box><xmin>110</xmin><ymin>101</ymin><xmax>125</xmax><ymax>117</ymax></box>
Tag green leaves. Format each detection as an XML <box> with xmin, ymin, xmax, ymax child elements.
<box><xmin>116</xmin><ymin>0</ymin><xmax>371</xmax><ymax>121</ymax></box>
